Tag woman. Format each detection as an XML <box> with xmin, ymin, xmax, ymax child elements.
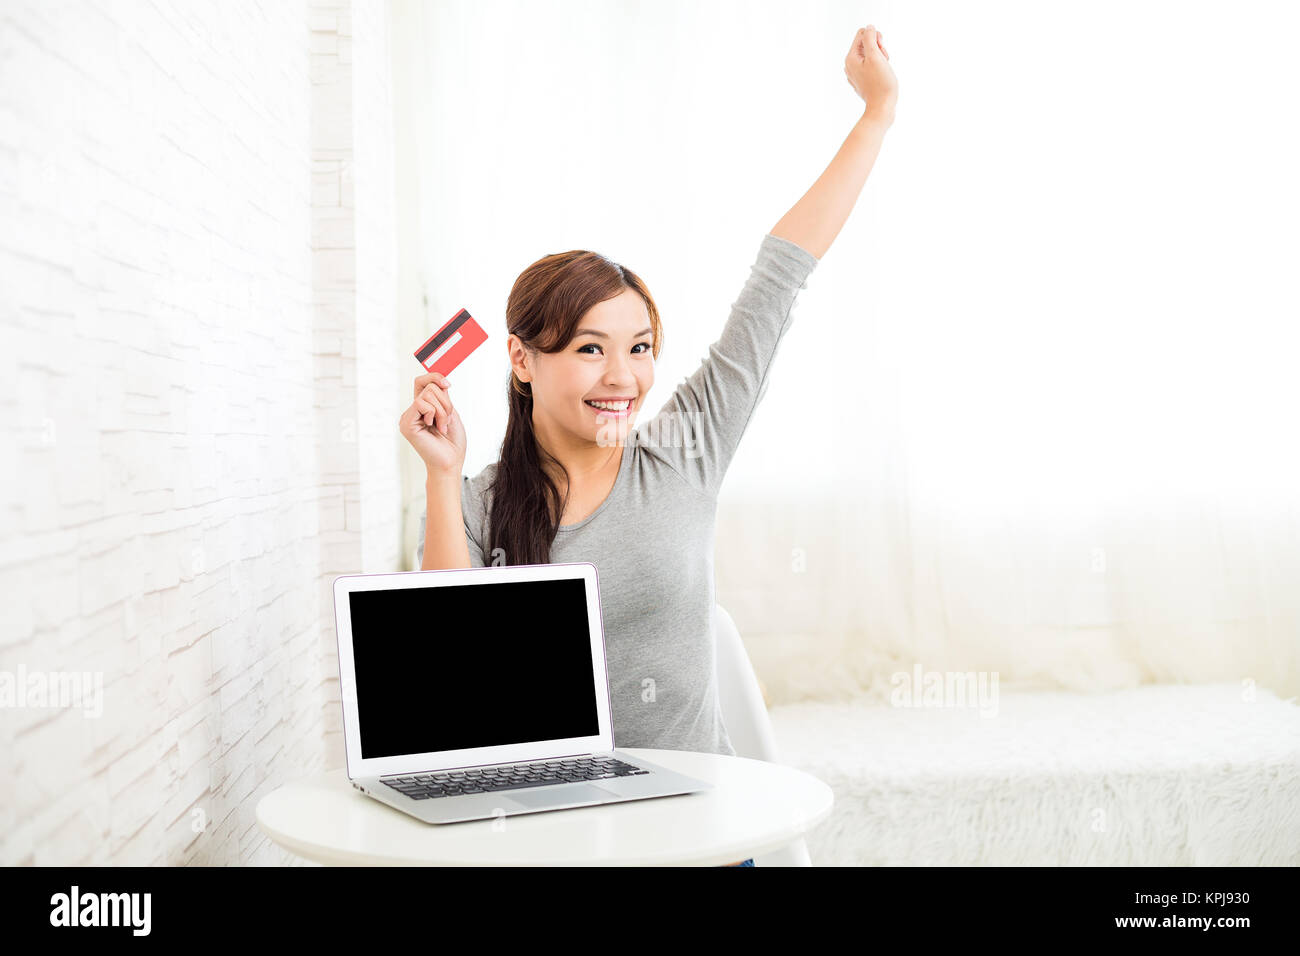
<box><xmin>400</xmin><ymin>26</ymin><xmax>897</xmax><ymax>866</ymax></box>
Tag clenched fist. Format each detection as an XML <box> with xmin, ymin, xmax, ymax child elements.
<box><xmin>845</xmin><ymin>25</ymin><xmax>898</xmax><ymax>121</ymax></box>
<box><xmin>398</xmin><ymin>371</ymin><xmax>467</xmax><ymax>477</ymax></box>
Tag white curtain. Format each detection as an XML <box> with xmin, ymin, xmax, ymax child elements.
<box><xmin>393</xmin><ymin>0</ymin><xmax>1300</xmax><ymax>703</ymax></box>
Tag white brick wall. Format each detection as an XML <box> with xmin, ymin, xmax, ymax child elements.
<box><xmin>0</xmin><ymin>0</ymin><xmax>400</xmax><ymax>865</ymax></box>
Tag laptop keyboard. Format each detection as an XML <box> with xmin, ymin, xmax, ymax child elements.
<box><xmin>381</xmin><ymin>755</ymin><xmax>649</xmax><ymax>800</ymax></box>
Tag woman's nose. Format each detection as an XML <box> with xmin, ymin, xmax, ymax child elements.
<box><xmin>603</xmin><ymin>354</ymin><xmax>636</xmax><ymax>384</ymax></box>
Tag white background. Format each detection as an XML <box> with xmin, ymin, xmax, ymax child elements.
<box><xmin>395</xmin><ymin>0</ymin><xmax>1300</xmax><ymax>701</ymax></box>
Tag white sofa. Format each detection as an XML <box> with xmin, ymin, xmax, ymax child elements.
<box><xmin>714</xmin><ymin>603</ymin><xmax>1300</xmax><ymax>866</ymax></box>
<box><xmin>763</xmin><ymin>681</ymin><xmax>1300</xmax><ymax>865</ymax></box>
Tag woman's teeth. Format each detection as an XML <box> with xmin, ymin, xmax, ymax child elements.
<box><xmin>585</xmin><ymin>399</ymin><xmax>632</xmax><ymax>413</ymax></box>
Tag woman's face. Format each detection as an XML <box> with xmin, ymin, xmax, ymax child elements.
<box><xmin>512</xmin><ymin>289</ymin><xmax>655</xmax><ymax>449</ymax></box>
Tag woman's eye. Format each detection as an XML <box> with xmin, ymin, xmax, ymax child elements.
<box><xmin>578</xmin><ymin>343</ymin><xmax>652</xmax><ymax>354</ymax></box>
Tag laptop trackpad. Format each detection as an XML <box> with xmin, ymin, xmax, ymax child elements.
<box><xmin>508</xmin><ymin>783</ymin><xmax>619</xmax><ymax>809</ymax></box>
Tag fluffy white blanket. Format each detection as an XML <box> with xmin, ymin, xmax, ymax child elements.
<box><xmin>768</xmin><ymin>682</ymin><xmax>1300</xmax><ymax>865</ymax></box>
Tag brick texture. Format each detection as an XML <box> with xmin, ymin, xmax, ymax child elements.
<box><xmin>0</xmin><ymin>0</ymin><xmax>400</xmax><ymax>865</ymax></box>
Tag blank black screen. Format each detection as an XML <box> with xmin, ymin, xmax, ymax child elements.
<box><xmin>347</xmin><ymin>577</ymin><xmax>601</xmax><ymax>759</ymax></box>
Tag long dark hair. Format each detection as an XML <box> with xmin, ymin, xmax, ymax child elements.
<box><xmin>489</xmin><ymin>249</ymin><xmax>662</xmax><ymax>566</ymax></box>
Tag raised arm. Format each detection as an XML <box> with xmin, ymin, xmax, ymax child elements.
<box><xmin>635</xmin><ymin>232</ymin><xmax>818</xmax><ymax>499</ymax></box>
<box><xmin>770</xmin><ymin>25</ymin><xmax>898</xmax><ymax>260</ymax></box>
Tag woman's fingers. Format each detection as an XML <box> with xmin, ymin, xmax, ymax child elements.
<box><xmin>414</xmin><ymin>395</ymin><xmax>440</xmax><ymax>424</ymax></box>
<box><xmin>413</xmin><ymin>370</ymin><xmax>452</xmax><ymax>402</ymax></box>
<box><xmin>851</xmin><ymin>25</ymin><xmax>887</xmax><ymax>59</ymax></box>
<box><xmin>422</xmin><ymin>381</ymin><xmax>453</xmax><ymax>416</ymax></box>
<box><xmin>420</xmin><ymin>383</ymin><xmax>453</xmax><ymax>433</ymax></box>
<box><xmin>415</xmin><ymin>393</ymin><xmax>447</xmax><ymax>432</ymax></box>
<box><xmin>850</xmin><ymin>26</ymin><xmax>883</xmax><ymax>62</ymax></box>
<box><xmin>402</xmin><ymin>402</ymin><xmax>434</xmax><ymax>437</ymax></box>
<box><xmin>408</xmin><ymin>373</ymin><xmax>454</xmax><ymax>435</ymax></box>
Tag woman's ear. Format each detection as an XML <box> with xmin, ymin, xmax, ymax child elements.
<box><xmin>507</xmin><ymin>333</ymin><xmax>532</xmax><ymax>384</ymax></box>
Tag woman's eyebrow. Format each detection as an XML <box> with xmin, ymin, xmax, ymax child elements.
<box><xmin>574</xmin><ymin>327</ymin><xmax>653</xmax><ymax>338</ymax></box>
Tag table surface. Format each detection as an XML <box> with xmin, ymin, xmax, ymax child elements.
<box><xmin>255</xmin><ymin>748</ymin><xmax>834</xmax><ymax>866</ymax></box>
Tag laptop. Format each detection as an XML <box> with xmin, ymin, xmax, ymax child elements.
<box><xmin>332</xmin><ymin>561</ymin><xmax>714</xmax><ymax>824</ymax></box>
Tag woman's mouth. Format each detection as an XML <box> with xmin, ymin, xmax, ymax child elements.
<box><xmin>584</xmin><ymin>398</ymin><xmax>633</xmax><ymax>418</ymax></box>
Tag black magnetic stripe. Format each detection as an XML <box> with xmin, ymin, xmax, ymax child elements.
<box><xmin>416</xmin><ymin>309</ymin><xmax>472</xmax><ymax>363</ymax></box>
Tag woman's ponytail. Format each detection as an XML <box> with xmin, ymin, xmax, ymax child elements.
<box><xmin>487</xmin><ymin>249</ymin><xmax>662</xmax><ymax>566</ymax></box>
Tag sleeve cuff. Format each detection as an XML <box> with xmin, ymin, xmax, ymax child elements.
<box><xmin>760</xmin><ymin>233</ymin><xmax>820</xmax><ymax>289</ymax></box>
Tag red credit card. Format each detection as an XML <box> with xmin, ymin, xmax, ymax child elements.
<box><xmin>414</xmin><ymin>309</ymin><xmax>488</xmax><ymax>377</ymax></box>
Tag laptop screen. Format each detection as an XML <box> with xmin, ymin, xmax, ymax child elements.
<box><xmin>347</xmin><ymin>576</ymin><xmax>601</xmax><ymax>759</ymax></box>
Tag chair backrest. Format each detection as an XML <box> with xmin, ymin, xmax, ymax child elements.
<box><xmin>712</xmin><ymin>604</ymin><xmax>781</xmax><ymax>764</ymax></box>
<box><xmin>712</xmin><ymin>604</ymin><xmax>813</xmax><ymax>866</ymax></box>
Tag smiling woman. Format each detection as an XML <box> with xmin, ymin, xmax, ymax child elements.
<box><xmin>574</xmin><ymin>311</ymin><xmax>656</xmax><ymax>423</ymax></box>
<box><xmin>495</xmin><ymin>252</ymin><xmax>665</xmax><ymax>561</ymax></box>
<box><xmin>414</xmin><ymin>232</ymin><xmax>820</xmax><ymax>763</ymax></box>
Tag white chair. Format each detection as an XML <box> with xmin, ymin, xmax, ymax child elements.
<box><xmin>712</xmin><ymin>603</ymin><xmax>813</xmax><ymax>866</ymax></box>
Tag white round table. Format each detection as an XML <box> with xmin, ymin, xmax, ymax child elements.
<box><xmin>255</xmin><ymin>748</ymin><xmax>833</xmax><ymax>866</ymax></box>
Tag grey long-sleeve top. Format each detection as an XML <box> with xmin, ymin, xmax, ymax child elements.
<box><xmin>419</xmin><ymin>232</ymin><xmax>819</xmax><ymax>755</ymax></box>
